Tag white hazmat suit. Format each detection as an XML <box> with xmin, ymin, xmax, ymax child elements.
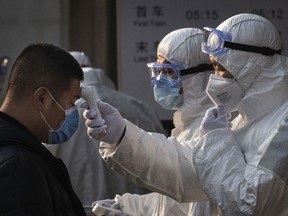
<box><xmin>86</xmin><ymin>13</ymin><xmax>288</xmax><ymax>215</ymax></box>
<box><xmin>105</xmin><ymin>28</ymin><xmax>216</xmax><ymax>215</ymax></box>
<box><xmin>91</xmin><ymin>14</ymin><xmax>288</xmax><ymax>215</ymax></box>
<box><xmin>192</xmin><ymin>13</ymin><xmax>288</xmax><ymax>215</ymax></box>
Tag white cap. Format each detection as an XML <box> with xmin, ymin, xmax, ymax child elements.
<box><xmin>70</xmin><ymin>51</ymin><xmax>92</xmax><ymax>67</ymax></box>
<box><xmin>157</xmin><ymin>28</ymin><xmax>210</xmax><ymax>69</ymax></box>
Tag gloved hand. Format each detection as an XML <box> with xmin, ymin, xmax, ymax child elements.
<box><xmin>82</xmin><ymin>99</ymin><xmax>126</xmax><ymax>144</ymax></box>
<box><xmin>199</xmin><ymin>104</ymin><xmax>231</xmax><ymax>137</ymax></box>
<box><xmin>92</xmin><ymin>199</ymin><xmax>128</xmax><ymax>216</ymax></box>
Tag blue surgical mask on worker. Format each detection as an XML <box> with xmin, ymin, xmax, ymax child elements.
<box><xmin>153</xmin><ymin>74</ymin><xmax>183</xmax><ymax>110</ymax></box>
<box><xmin>148</xmin><ymin>62</ymin><xmax>214</xmax><ymax>110</ymax></box>
<box><xmin>40</xmin><ymin>91</ymin><xmax>79</xmax><ymax>144</ymax></box>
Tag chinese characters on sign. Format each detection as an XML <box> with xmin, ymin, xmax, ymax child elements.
<box><xmin>133</xmin><ymin>5</ymin><xmax>166</xmax><ymax>63</ymax></box>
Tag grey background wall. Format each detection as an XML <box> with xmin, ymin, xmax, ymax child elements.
<box><xmin>0</xmin><ymin>0</ymin><xmax>287</xmax><ymax>123</ymax></box>
<box><xmin>0</xmin><ymin>0</ymin><xmax>116</xmax><ymax>105</ymax></box>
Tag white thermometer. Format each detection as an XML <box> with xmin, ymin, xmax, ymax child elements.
<box><xmin>81</xmin><ymin>85</ymin><xmax>106</xmax><ymax>134</ymax></box>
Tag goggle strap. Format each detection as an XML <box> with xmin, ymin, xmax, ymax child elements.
<box><xmin>180</xmin><ymin>64</ymin><xmax>214</xmax><ymax>76</ymax></box>
<box><xmin>224</xmin><ymin>41</ymin><xmax>281</xmax><ymax>56</ymax></box>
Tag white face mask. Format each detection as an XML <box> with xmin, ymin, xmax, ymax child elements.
<box><xmin>206</xmin><ymin>74</ymin><xmax>245</xmax><ymax>112</ymax></box>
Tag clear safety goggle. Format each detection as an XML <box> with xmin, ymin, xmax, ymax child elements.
<box><xmin>147</xmin><ymin>62</ymin><xmax>214</xmax><ymax>88</ymax></box>
<box><xmin>0</xmin><ymin>55</ymin><xmax>10</xmax><ymax>76</ymax></box>
<box><xmin>201</xmin><ymin>27</ymin><xmax>281</xmax><ymax>56</ymax></box>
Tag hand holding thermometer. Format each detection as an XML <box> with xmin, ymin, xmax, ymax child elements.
<box><xmin>81</xmin><ymin>85</ymin><xmax>107</xmax><ymax>135</ymax></box>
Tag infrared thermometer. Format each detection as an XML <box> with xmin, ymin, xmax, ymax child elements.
<box><xmin>81</xmin><ymin>85</ymin><xmax>106</xmax><ymax>134</ymax></box>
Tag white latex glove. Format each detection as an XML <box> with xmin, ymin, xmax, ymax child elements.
<box><xmin>82</xmin><ymin>100</ymin><xmax>126</xmax><ymax>145</ymax></box>
<box><xmin>92</xmin><ymin>199</ymin><xmax>128</xmax><ymax>216</ymax></box>
<box><xmin>199</xmin><ymin>104</ymin><xmax>231</xmax><ymax>137</ymax></box>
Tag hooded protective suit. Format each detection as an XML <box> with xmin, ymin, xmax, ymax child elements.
<box><xmin>100</xmin><ymin>28</ymin><xmax>216</xmax><ymax>215</ymax></box>
<box><xmin>45</xmin><ymin>53</ymin><xmax>167</xmax><ymax>206</ymax></box>
<box><xmin>99</xmin><ymin>13</ymin><xmax>288</xmax><ymax>215</ymax></box>
<box><xmin>192</xmin><ymin>13</ymin><xmax>288</xmax><ymax>215</ymax></box>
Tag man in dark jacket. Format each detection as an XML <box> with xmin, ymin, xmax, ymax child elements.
<box><xmin>0</xmin><ymin>43</ymin><xmax>86</xmax><ymax>216</ymax></box>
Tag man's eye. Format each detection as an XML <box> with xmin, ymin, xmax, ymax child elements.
<box><xmin>158</xmin><ymin>68</ymin><xmax>173</xmax><ymax>74</ymax></box>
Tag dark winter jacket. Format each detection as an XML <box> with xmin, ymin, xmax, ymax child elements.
<box><xmin>0</xmin><ymin>112</ymin><xmax>86</xmax><ymax>216</ymax></box>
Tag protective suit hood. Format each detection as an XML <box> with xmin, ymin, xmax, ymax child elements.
<box><xmin>158</xmin><ymin>28</ymin><xmax>209</xmax><ymax>69</ymax></box>
<box><xmin>157</xmin><ymin>28</ymin><xmax>213</xmax><ymax>137</ymax></box>
<box><xmin>212</xmin><ymin>13</ymin><xmax>288</xmax><ymax>121</ymax></box>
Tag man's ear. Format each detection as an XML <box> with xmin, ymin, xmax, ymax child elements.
<box><xmin>34</xmin><ymin>87</ymin><xmax>49</xmax><ymax>111</ymax></box>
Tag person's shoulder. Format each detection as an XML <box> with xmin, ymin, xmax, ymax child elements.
<box><xmin>0</xmin><ymin>144</ymin><xmax>45</xmax><ymax>175</ymax></box>
<box><xmin>0</xmin><ymin>144</ymin><xmax>22</xmax><ymax>161</ymax></box>
<box><xmin>0</xmin><ymin>144</ymin><xmax>25</xmax><ymax>177</ymax></box>
<box><xmin>0</xmin><ymin>144</ymin><xmax>55</xmax><ymax>215</ymax></box>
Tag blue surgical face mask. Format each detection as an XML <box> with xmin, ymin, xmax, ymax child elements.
<box><xmin>40</xmin><ymin>91</ymin><xmax>79</xmax><ymax>144</ymax></box>
<box><xmin>153</xmin><ymin>74</ymin><xmax>183</xmax><ymax>110</ymax></box>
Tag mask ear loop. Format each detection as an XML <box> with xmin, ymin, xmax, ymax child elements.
<box><xmin>40</xmin><ymin>111</ymin><xmax>53</xmax><ymax>131</ymax></box>
<box><xmin>47</xmin><ymin>91</ymin><xmax>65</xmax><ymax>112</ymax></box>
<box><xmin>40</xmin><ymin>90</ymin><xmax>66</xmax><ymax>131</ymax></box>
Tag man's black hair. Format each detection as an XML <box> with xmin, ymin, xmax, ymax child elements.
<box><xmin>8</xmin><ymin>42</ymin><xmax>83</xmax><ymax>100</ymax></box>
